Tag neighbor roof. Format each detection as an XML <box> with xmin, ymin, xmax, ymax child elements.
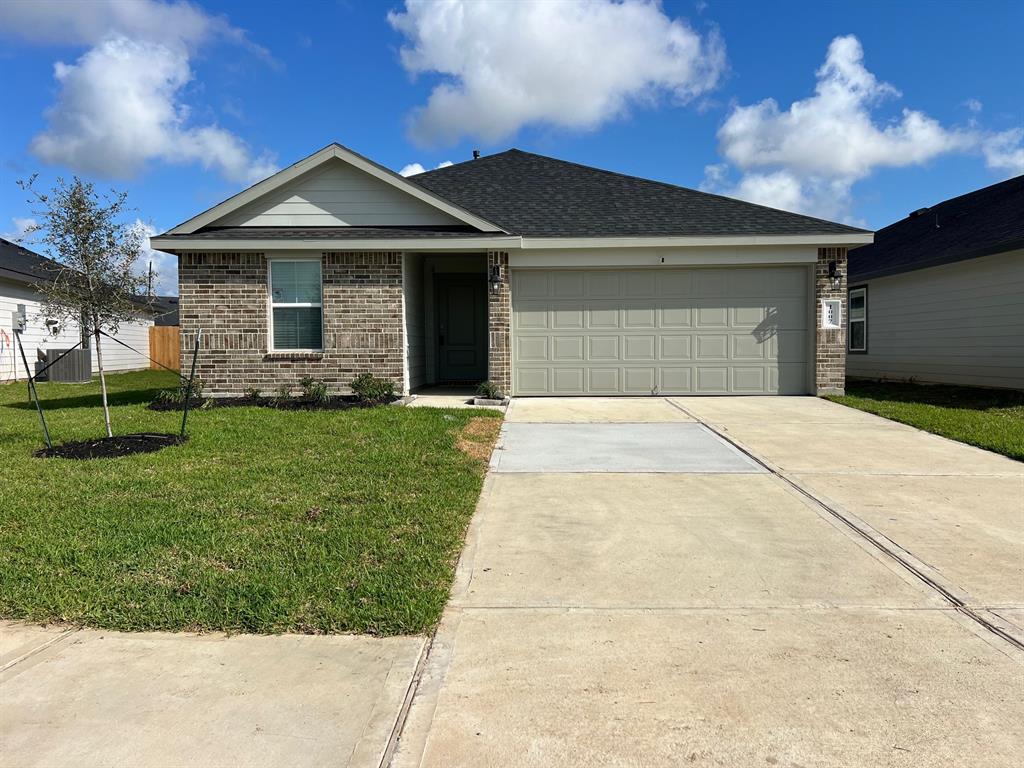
<box><xmin>850</xmin><ymin>174</ymin><xmax>1024</xmax><ymax>281</ymax></box>
<box><xmin>0</xmin><ymin>237</ymin><xmax>157</xmax><ymax>314</ymax></box>
<box><xmin>411</xmin><ymin>149</ymin><xmax>869</xmax><ymax>238</ymax></box>
<box><xmin>0</xmin><ymin>237</ymin><xmax>60</xmax><ymax>285</ymax></box>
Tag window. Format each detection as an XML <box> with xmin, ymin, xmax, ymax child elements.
<box><xmin>848</xmin><ymin>286</ymin><xmax>867</xmax><ymax>352</ymax></box>
<box><xmin>269</xmin><ymin>259</ymin><xmax>322</xmax><ymax>350</ymax></box>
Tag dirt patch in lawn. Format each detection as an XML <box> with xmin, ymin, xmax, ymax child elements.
<box><xmin>36</xmin><ymin>433</ymin><xmax>186</xmax><ymax>460</ymax></box>
<box><xmin>456</xmin><ymin>416</ymin><xmax>502</xmax><ymax>470</ymax></box>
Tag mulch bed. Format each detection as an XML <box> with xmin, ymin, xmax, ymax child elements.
<box><xmin>36</xmin><ymin>433</ymin><xmax>186</xmax><ymax>460</ymax></box>
<box><xmin>147</xmin><ymin>395</ymin><xmax>398</xmax><ymax>412</ymax></box>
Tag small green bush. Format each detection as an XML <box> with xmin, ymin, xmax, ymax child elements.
<box><xmin>350</xmin><ymin>373</ymin><xmax>395</xmax><ymax>404</ymax></box>
<box><xmin>243</xmin><ymin>386</ymin><xmax>261</xmax><ymax>401</ymax></box>
<box><xmin>152</xmin><ymin>377</ymin><xmax>204</xmax><ymax>406</ymax></box>
<box><xmin>299</xmin><ymin>376</ymin><xmax>330</xmax><ymax>403</ymax></box>
<box><xmin>476</xmin><ymin>380</ymin><xmax>504</xmax><ymax>400</ymax></box>
<box><xmin>273</xmin><ymin>383</ymin><xmax>292</xmax><ymax>404</ymax></box>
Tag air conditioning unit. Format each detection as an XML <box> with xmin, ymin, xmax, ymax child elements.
<box><xmin>35</xmin><ymin>348</ymin><xmax>92</xmax><ymax>383</ymax></box>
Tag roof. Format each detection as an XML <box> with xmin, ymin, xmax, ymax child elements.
<box><xmin>164</xmin><ymin>143</ymin><xmax>504</xmax><ymax>236</ymax></box>
<box><xmin>850</xmin><ymin>174</ymin><xmax>1024</xmax><ymax>282</ymax></box>
<box><xmin>150</xmin><ymin>295</ymin><xmax>180</xmax><ymax>326</ymax></box>
<box><xmin>156</xmin><ymin>225</ymin><xmax>485</xmax><ymax>242</ymax></box>
<box><xmin>0</xmin><ymin>237</ymin><xmax>157</xmax><ymax>314</ymax></box>
<box><xmin>410</xmin><ymin>149</ymin><xmax>869</xmax><ymax>238</ymax></box>
<box><xmin>0</xmin><ymin>236</ymin><xmax>61</xmax><ymax>285</ymax></box>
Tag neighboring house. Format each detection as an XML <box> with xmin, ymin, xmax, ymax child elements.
<box><xmin>150</xmin><ymin>144</ymin><xmax>872</xmax><ymax>397</ymax></box>
<box><xmin>150</xmin><ymin>295</ymin><xmax>180</xmax><ymax>327</ymax></box>
<box><xmin>0</xmin><ymin>237</ymin><xmax>155</xmax><ymax>383</ymax></box>
<box><xmin>848</xmin><ymin>175</ymin><xmax>1024</xmax><ymax>390</ymax></box>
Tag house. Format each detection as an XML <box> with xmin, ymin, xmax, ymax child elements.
<box><xmin>149</xmin><ymin>144</ymin><xmax>872</xmax><ymax>397</ymax></box>
<box><xmin>847</xmin><ymin>175</ymin><xmax>1024</xmax><ymax>390</ymax></box>
<box><xmin>0</xmin><ymin>237</ymin><xmax>154</xmax><ymax>383</ymax></box>
<box><xmin>151</xmin><ymin>296</ymin><xmax>180</xmax><ymax>327</ymax></box>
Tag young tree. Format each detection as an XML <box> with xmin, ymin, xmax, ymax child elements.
<box><xmin>19</xmin><ymin>176</ymin><xmax>150</xmax><ymax>437</ymax></box>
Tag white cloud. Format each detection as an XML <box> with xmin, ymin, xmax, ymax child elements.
<box><xmin>30</xmin><ymin>38</ymin><xmax>276</xmax><ymax>184</ymax></box>
<box><xmin>0</xmin><ymin>1</ymin><xmax>275</xmax><ymax>184</ymax></box>
<box><xmin>388</xmin><ymin>0</ymin><xmax>726</xmax><ymax>145</ymax></box>
<box><xmin>1</xmin><ymin>217</ymin><xmax>38</xmax><ymax>242</ymax></box>
<box><xmin>964</xmin><ymin>98</ymin><xmax>983</xmax><ymax>113</ymax></box>
<box><xmin>704</xmin><ymin>35</ymin><xmax>1022</xmax><ymax>220</ymax></box>
<box><xmin>0</xmin><ymin>0</ymin><xmax>271</xmax><ymax>60</ymax></box>
<box><xmin>983</xmin><ymin>128</ymin><xmax>1024</xmax><ymax>176</ymax></box>
<box><xmin>132</xmin><ymin>220</ymin><xmax>179</xmax><ymax>296</ymax></box>
<box><xmin>399</xmin><ymin>159</ymin><xmax>454</xmax><ymax>177</ymax></box>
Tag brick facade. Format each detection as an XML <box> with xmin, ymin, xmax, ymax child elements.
<box><xmin>814</xmin><ymin>247</ymin><xmax>847</xmax><ymax>395</ymax></box>
<box><xmin>178</xmin><ymin>251</ymin><xmax>404</xmax><ymax>396</ymax></box>
<box><xmin>486</xmin><ymin>250</ymin><xmax>511</xmax><ymax>394</ymax></box>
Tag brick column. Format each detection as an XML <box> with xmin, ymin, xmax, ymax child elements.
<box><xmin>487</xmin><ymin>250</ymin><xmax>511</xmax><ymax>395</ymax></box>
<box><xmin>815</xmin><ymin>246</ymin><xmax>847</xmax><ymax>396</ymax></box>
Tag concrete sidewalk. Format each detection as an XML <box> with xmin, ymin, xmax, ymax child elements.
<box><xmin>1</xmin><ymin>623</ymin><xmax>424</xmax><ymax>768</ymax></box>
<box><xmin>393</xmin><ymin>396</ymin><xmax>1024</xmax><ymax>768</ymax></box>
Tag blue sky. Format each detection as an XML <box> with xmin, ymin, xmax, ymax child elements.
<box><xmin>1</xmin><ymin>0</ymin><xmax>1021</xmax><ymax>293</ymax></box>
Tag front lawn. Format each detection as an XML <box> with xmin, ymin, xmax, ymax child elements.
<box><xmin>827</xmin><ymin>380</ymin><xmax>1024</xmax><ymax>461</ymax></box>
<box><xmin>0</xmin><ymin>370</ymin><xmax>501</xmax><ymax>635</ymax></box>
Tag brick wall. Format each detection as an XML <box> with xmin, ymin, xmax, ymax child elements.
<box><xmin>178</xmin><ymin>251</ymin><xmax>404</xmax><ymax>396</ymax></box>
<box><xmin>487</xmin><ymin>250</ymin><xmax>511</xmax><ymax>394</ymax></box>
<box><xmin>815</xmin><ymin>247</ymin><xmax>847</xmax><ymax>395</ymax></box>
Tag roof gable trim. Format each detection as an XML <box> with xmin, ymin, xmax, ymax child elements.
<box><xmin>166</xmin><ymin>144</ymin><xmax>506</xmax><ymax>235</ymax></box>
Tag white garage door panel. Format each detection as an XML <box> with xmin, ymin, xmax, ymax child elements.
<box><xmin>512</xmin><ymin>267</ymin><xmax>809</xmax><ymax>395</ymax></box>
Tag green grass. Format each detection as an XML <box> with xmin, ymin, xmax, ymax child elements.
<box><xmin>0</xmin><ymin>370</ymin><xmax>501</xmax><ymax>635</ymax></box>
<box><xmin>827</xmin><ymin>380</ymin><xmax>1024</xmax><ymax>461</ymax></box>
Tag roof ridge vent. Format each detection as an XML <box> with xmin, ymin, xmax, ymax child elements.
<box><xmin>909</xmin><ymin>207</ymin><xmax>930</xmax><ymax>218</ymax></box>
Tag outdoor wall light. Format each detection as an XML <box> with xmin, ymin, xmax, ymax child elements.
<box><xmin>489</xmin><ymin>264</ymin><xmax>502</xmax><ymax>295</ymax></box>
<box><xmin>828</xmin><ymin>260</ymin><xmax>841</xmax><ymax>288</ymax></box>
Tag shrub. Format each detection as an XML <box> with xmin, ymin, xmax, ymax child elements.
<box><xmin>476</xmin><ymin>380</ymin><xmax>505</xmax><ymax>400</ymax></box>
<box><xmin>273</xmin><ymin>383</ymin><xmax>293</xmax><ymax>404</ymax></box>
<box><xmin>243</xmin><ymin>386</ymin><xmax>261</xmax><ymax>401</ymax></box>
<box><xmin>350</xmin><ymin>373</ymin><xmax>395</xmax><ymax>404</ymax></box>
<box><xmin>152</xmin><ymin>378</ymin><xmax>204</xmax><ymax>407</ymax></box>
<box><xmin>299</xmin><ymin>376</ymin><xmax>330</xmax><ymax>404</ymax></box>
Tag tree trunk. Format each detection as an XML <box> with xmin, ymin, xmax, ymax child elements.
<box><xmin>94</xmin><ymin>323</ymin><xmax>112</xmax><ymax>438</ymax></box>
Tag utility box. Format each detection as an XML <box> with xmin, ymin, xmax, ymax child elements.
<box><xmin>12</xmin><ymin>305</ymin><xmax>27</xmax><ymax>332</ymax></box>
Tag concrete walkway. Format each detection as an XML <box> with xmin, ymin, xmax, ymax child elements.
<box><xmin>1</xmin><ymin>624</ymin><xmax>423</xmax><ymax>768</ymax></box>
<box><xmin>394</xmin><ymin>397</ymin><xmax>1024</xmax><ymax>767</ymax></box>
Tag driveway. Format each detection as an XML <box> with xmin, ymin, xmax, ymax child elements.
<box><xmin>394</xmin><ymin>397</ymin><xmax>1024</xmax><ymax>767</ymax></box>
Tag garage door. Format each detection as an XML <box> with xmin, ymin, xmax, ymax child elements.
<box><xmin>512</xmin><ymin>267</ymin><xmax>810</xmax><ymax>395</ymax></box>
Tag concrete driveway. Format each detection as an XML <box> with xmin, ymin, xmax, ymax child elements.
<box><xmin>394</xmin><ymin>397</ymin><xmax>1024</xmax><ymax>767</ymax></box>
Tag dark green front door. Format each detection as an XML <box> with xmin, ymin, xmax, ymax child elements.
<box><xmin>437</xmin><ymin>274</ymin><xmax>487</xmax><ymax>382</ymax></box>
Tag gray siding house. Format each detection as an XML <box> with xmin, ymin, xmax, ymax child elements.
<box><xmin>847</xmin><ymin>175</ymin><xmax>1024</xmax><ymax>390</ymax></box>
<box><xmin>150</xmin><ymin>144</ymin><xmax>872</xmax><ymax>398</ymax></box>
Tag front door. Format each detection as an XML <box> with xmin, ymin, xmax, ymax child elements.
<box><xmin>437</xmin><ymin>273</ymin><xmax>487</xmax><ymax>382</ymax></box>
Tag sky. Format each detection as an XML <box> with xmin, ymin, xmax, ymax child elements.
<box><xmin>1</xmin><ymin>0</ymin><xmax>1021</xmax><ymax>294</ymax></box>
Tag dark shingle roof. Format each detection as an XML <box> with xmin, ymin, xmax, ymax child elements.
<box><xmin>159</xmin><ymin>225</ymin><xmax>486</xmax><ymax>241</ymax></box>
<box><xmin>0</xmin><ymin>237</ymin><xmax>59</xmax><ymax>284</ymax></box>
<box><xmin>0</xmin><ymin>237</ymin><xmax>158</xmax><ymax>314</ymax></box>
<box><xmin>410</xmin><ymin>149</ymin><xmax>868</xmax><ymax>238</ymax></box>
<box><xmin>150</xmin><ymin>295</ymin><xmax>180</xmax><ymax>326</ymax></box>
<box><xmin>850</xmin><ymin>174</ymin><xmax>1024</xmax><ymax>281</ymax></box>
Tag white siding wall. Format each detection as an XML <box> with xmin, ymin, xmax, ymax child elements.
<box><xmin>0</xmin><ymin>278</ymin><xmax>153</xmax><ymax>383</ymax></box>
<box><xmin>219</xmin><ymin>160</ymin><xmax>463</xmax><ymax>227</ymax></box>
<box><xmin>847</xmin><ymin>250</ymin><xmax>1024</xmax><ymax>389</ymax></box>
<box><xmin>403</xmin><ymin>254</ymin><xmax>427</xmax><ymax>392</ymax></box>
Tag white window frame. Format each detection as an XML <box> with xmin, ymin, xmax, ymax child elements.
<box><xmin>267</xmin><ymin>256</ymin><xmax>324</xmax><ymax>352</ymax></box>
<box><xmin>848</xmin><ymin>286</ymin><xmax>867</xmax><ymax>353</ymax></box>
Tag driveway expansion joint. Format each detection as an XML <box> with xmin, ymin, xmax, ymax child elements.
<box><xmin>667</xmin><ymin>398</ymin><xmax>1024</xmax><ymax>654</ymax></box>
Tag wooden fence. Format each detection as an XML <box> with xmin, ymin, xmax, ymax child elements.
<box><xmin>149</xmin><ymin>326</ymin><xmax>180</xmax><ymax>372</ymax></box>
